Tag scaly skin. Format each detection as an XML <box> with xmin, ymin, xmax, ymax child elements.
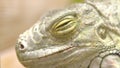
<box><xmin>16</xmin><ymin>0</ymin><xmax>120</xmax><ymax>68</ymax></box>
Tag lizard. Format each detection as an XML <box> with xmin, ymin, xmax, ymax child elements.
<box><xmin>15</xmin><ymin>0</ymin><xmax>120</xmax><ymax>68</ymax></box>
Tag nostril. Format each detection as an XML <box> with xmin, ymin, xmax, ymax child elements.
<box><xmin>20</xmin><ymin>44</ymin><xmax>24</xmax><ymax>49</ymax></box>
<box><xmin>19</xmin><ymin>43</ymin><xmax>25</xmax><ymax>50</ymax></box>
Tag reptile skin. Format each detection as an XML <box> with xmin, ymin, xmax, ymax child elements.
<box><xmin>16</xmin><ymin>0</ymin><xmax>120</xmax><ymax>68</ymax></box>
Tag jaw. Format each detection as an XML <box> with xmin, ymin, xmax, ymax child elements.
<box><xmin>17</xmin><ymin>45</ymin><xmax>77</xmax><ymax>68</ymax></box>
<box><xmin>18</xmin><ymin>43</ymin><xmax>100</xmax><ymax>68</ymax></box>
<box><xmin>17</xmin><ymin>42</ymin><xmax>120</xmax><ymax>68</ymax></box>
<box><xmin>19</xmin><ymin>44</ymin><xmax>103</xmax><ymax>68</ymax></box>
<box><xmin>19</xmin><ymin>45</ymin><xmax>74</xmax><ymax>62</ymax></box>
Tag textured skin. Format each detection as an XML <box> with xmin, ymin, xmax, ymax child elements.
<box><xmin>16</xmin><ymin>0</ymin><xmax>120</xmax><ymax>68</ymax></box>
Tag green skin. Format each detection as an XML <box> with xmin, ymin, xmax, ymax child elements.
<box><xmin>16</xmin><ymin>0</ymin><xmax>120</xmax><ymax>68</ymax></box>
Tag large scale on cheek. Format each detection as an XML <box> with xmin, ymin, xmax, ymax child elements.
<box><xmin>87</xmin><ymin>49</ymin><xmax>120</xmax><ymax>68</ymax></box>
<box><xmin>89</xmin><ymin>55</ymin><xmax>120</xmax><ymax>68</ymax></box>
<box><xmin>101</xmin><ymin>55</ymin><xmax>120</xmax><ymax>68</ymax></box>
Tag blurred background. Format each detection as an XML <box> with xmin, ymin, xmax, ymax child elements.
<box><xmin>0</xmin><ymin>0</ymin><xmax>83</xmax><ymax>68</ymax></box>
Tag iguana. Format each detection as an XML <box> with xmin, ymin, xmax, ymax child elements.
<box><xmin>15</xmin><ymin>0</ymin><xmax>120</xmax><ymax>68</ymax></box>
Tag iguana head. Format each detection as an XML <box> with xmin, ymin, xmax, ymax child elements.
<box><xmin>16</xmin><ymin>2</ymin><xmax>120</xmax><ymax>68</ymax></box>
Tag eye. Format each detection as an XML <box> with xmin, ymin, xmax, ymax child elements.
<box><xmin>48</xmin><ymin>14</ymin><xmax>80</xmax><ymax>42</ymax></box>
<box><xmin>97</xmin><ymin>26</ymin><xmax>107</xmax><ymax>39</ymax></box>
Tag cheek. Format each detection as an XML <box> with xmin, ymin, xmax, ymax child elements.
<box><xmin>101</xmin><ymin>55</ymin><xmax>120</xmax><ymax>68</ymax></box>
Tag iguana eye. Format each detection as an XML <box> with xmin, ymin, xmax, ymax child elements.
<box><xmin>48</xmin><ymin>14</ymin><xmax>80</xmax><ymax>42</ymax></box>
<box><xmin>97</xmin><ymin>26</ymin><xmax>107</xmax><ymax>39</ymax></box>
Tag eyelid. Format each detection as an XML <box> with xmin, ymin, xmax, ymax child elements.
<box><xmin>54</xmin><ymin>18</ymin><xmax>77</xmax><ymax>31</ymax></box>
<box><xmin>55</xmin><ymin>22</ymin><xmax>77</xmax><ymax>35</ymax></box>
<box><xmin>54</xmin><ymin>18</ymin><xmax>73</xmax><ymax>30</ymax></box>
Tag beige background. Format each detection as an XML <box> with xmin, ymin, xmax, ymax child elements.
<box><xmin>0</xmin><ymin>0</ymin><xmax>70</xmax><ymax>68</ymax></box>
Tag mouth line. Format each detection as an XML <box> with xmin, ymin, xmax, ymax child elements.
<box><xmin>21</xmin><ymin>45</ymin><xmax>75</xmax><ymax>62</ymax></box>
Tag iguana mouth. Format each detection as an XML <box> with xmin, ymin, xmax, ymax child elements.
<box><xmin>20</xmin><ymin>45</ymin><xmax>75</xmax><ymax>62</ymax></box>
